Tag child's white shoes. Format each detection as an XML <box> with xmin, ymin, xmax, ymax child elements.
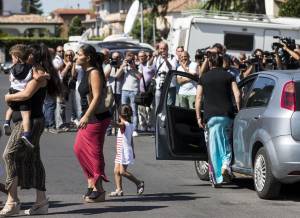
<box><xmin>109</xmin><ymin>189</ymin><xmax>124</xmax><ymax>197</ymax></box>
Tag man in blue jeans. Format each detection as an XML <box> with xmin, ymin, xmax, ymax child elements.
<box><xmin>43</xmin><ymin>94</ymin><xmax>57</xmax><ymax>133</ymax></box>
<box><xmin>116</xmin><ymin>52</ymin><xmax>142</xmax><ymax>137</ymax></box>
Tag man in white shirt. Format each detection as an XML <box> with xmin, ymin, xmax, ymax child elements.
<box><xmin>152</xmin><ymin>41</ymin><xmax>177</xmax><ymax>111</ymax></box>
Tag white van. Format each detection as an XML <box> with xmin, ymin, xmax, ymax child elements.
<box><xmin>168</xmin><ymin>10</ymin><xmax>300</xmax><ymax>59</ymax></box>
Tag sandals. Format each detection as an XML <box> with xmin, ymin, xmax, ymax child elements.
<box><xmin>83</xmin><ymin>188</ymin><xmax>93</xmax><ymax>199</ymax></box>
<box><xmin>85</xmin><ymin>191</ymin><xmax>106</xmax><ymax>203</ymax></box>
<box><xmin>109</xmin><ymin>190</ymin><xmax>124</xmax><ymax>197</ymax></box>
<box><xmin>0</xmin><ymin>201</ymin><xmax>20</xmax><ymax>217</ymax></box>
<box><xmin>24</xmin><ymin>198</ymin><xmax>49</xmax><ymax>215</ymax></box>
<box><xmin>137</xmin><ymin>181</ymin><xmax>144</xmax><ymax>195</ymax></box>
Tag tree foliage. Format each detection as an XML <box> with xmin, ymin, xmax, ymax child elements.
<box><xmin>139</xmin><ymin>0</ymin><xmax>171</xmax><ymax>16</ymax></box>
<box><xmin>203</xmin><ymin>0</ymin><xmax>265</xmax><ymax>14</ymax></box>
<box><xmin>279</xmin><ymin>0</ymin><xmax>300</xmax><ymax>18</ymax></box>
<box><xmin>68</xmin><ymin>16</ymin><xmax>85</xmax><ymax>37</ymax></box>
<box><xmin>22</xmin><ymin>0</ymin><xmax>43</xmax><ymax>14</ymax></box>
<box><xmin>131</xmin><ymin>13</ymin><xmax>159</xmax><ymax>45</ymax></box>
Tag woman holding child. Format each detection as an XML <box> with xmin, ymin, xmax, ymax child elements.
<box><xmin>0</xmin><ymin>43</ymin><xmax>61</xmax><ymax>216</ymax></box>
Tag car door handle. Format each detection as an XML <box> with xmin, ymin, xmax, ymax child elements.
<box><xmin>253</xmin><ymin>115</ymin><xmax>261</xmax><ymax>120</ymax></box>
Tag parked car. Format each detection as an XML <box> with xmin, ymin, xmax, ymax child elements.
<box><xmin>0</xmin><ymin>62</ymin><xmax>12</xmax><ymax>74</ymax></box>
<box><xmin>156</xmin><ymin>69</ymin><xmax>300</xmax><ymax>199</ymax></box>
<box><xmin>64</xmin><ymin>40</ymin><xmax>154</xmax><ymax>58</ymax></box>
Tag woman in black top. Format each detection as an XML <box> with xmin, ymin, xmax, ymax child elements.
<box><xmin>1</xmin><ymin>43</ymin><xmax>61</xmax><ymax>216</ymax></box>
<box><xmin>74</xmin><ymin>44</ymin><xmax>111</xmax><ymax>203</ymax></box>
<box><xmin>195</xmin><ymin>53</ymin><xmax>240</xmax><ymax>188</ymax></box>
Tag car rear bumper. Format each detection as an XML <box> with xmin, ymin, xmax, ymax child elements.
<box><xmin>268</xmin><ymin>135</ymin><xmax>300</xmax><ymax>183</ymax></box>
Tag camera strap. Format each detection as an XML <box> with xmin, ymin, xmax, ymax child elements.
<box><xmin>155</xmin><ymin>61</ymin><xmax>164</xmax><ymax>78</ymax></box>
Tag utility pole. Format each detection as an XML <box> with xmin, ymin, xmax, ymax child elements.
<box><xmin>140</xmin><ymin>1</ymin><xmax>144</xmax><ymax>43</ymax></box>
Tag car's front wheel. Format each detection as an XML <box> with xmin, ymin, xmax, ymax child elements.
<box><xmin>194</xmin><ymin>161</ymin><xmax>209</xmax><ymax>181</ymax></box>
<box><xmin>254</xmin><ymin>147</ymin><xmax>281</xmax><ymax>199</ymax></box>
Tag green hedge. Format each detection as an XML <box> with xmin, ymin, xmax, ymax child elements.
<box><xmin>0</xmin><ymin>37</ymin><xmax>68</xmax><ymax>61</ymax></box>
<box><xmin>0</xmin><ymin>37</ymin><xmax>68</xmax><ymax>48</ymax></box>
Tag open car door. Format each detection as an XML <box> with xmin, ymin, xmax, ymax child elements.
<box><xmin>155</xmin><ymin>70</ymin><xmax>207</xmax><ymax>161</ymax></box>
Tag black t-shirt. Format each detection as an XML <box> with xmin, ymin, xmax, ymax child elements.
<box><xmin>12</xmin><ymin>87</ymin><xmax>47</xmax><ymax>123</ymax></box>
<box><xmin>199</xmin><ymin>67</ymin><xmax>235</xmax><ymax>122</ymax></box>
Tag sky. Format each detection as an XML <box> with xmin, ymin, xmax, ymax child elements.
<box><xmin>41</xmin><ymin>0</ymin><xmax>91</xmax><ymax>14</ymax></box>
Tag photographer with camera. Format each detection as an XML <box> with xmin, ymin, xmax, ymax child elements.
<box><xmin>152</xmin><ymin>41</ymin><xmax>177</xmax><ymax>111</ymax></box>
<box><xmin>116</xmin><ymin>52</ymin><xmax>142</xmax><ymax>137</ymax></box>
<box><xmin>106</xmin><ymin>51</ymin><xmax>123</xmax><ymax>136</ymax></box>
<box><xmin>272</xmin><ymin>36</ymin><xmax>300</xmax><ymax>70</ymax></box>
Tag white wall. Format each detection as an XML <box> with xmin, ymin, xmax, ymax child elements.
<box><xmin>3</xmin><ymin>0</ymin><xmax>22</xmax><ymax>15</ymax></box>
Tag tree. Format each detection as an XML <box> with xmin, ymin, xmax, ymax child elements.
<box><xmin>68</xmin><ymin>16</ymin><xmax>85</xmax><ymax>36</ymax></box>
<box><xmin>131</xmin><ymin>13</ymin><xmax>159</xmax><ymax>44</ymax></box>
<box><xmin>279</xmin><ymin>0</ymin><xmax>300</xmax><ymax>18</ymax></box>
<box><xmin>22</xmin><ymin>0</ymin><xmax>43</xmax><ymax>14</ymax></box>
<box><xmin>139</xmin><ymin>0</ymin><xmax>172</xmax><ymax>16</ymax></box>
<box><xmin>202</xmin><ymin>0</ymin><xmax>265</xmax><ymax>14</ymax></box>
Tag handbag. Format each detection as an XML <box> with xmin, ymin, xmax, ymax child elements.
<box><xmin>134</xmin><ymin>74</ymin><xmax>154</xmax><ymax>107</ymax></box>
<box><xmin>87</xmin><ymin>69</ymin><xmax>114</xmax><ymax>114</ymax></box>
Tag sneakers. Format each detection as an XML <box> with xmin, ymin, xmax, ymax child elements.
<box><xmin>132</xmin><ymin>131</ymin><xmax>138</xmax><ymax>137</ymax></box>
<box><xmin>139</xmin><ymin>127</ymin><xmax>146</xmax><ymax>132</ymax></box>
<box><xmin>137</xmin><ymin>181</ymin><xmax>144</xmax><ymax>195</ymax></box>
<box><xmin>221</xmin><ymin>167</ymin><xmax>232</xmax><ymax>183</ymax></box>
<box><xmin>3</xmin><ymin>124</ymin><xmax>11</xmax><ymax>136</ymax></box>
<box><xmin>21</xmin><ymin>135</ymin><xmax>34</xmax><ymax>149</ymax></box>
<box><xmin>48</xmin><ymin>128</ymin><xmax>58</xmax><ymax>134</ymax></box>
<box><xmin>147</xmin><ymin>127</ymin><xmax>155</xmax><ymax>132</ymax></box>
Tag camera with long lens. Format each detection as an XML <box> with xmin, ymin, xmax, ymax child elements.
<box><xmin>110</xmin><ymin>59</ymin><xmax>118</xmax><ymax>67</ymax></box>
<box><xmin>158</xmin><ymin>71</ymin><xmax>167</xmax><ymax>89</ymax></box>
<box><xmin>263</xmin><ymin>51</ymin><xmax>276</xmax><ymax>65</ymax></box>
<box><xmin>272</xmin><ymin>36</ymin><xmax>297</xmax><ymax>69</ymax></box>
<box><xmin>195</xmin><ymin>47</ymin><xmax>210</xmax><ymax>63</ymax></box>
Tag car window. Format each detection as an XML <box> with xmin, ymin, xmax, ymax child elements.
<box><xmin>239</xmin><ymin>78</ymin><xmax>256</xmax><ymax>109</ymax></box>
<box><xmin>246</xmin><ymin>77</ymin><xmax>275</xmax><ymax>108</ymax></box>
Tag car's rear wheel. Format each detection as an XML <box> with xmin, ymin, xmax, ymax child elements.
<box><xmin>194</xmin><ymin>161</ymin><xmax>209</xmax><ymax>181</ymax></box>
<box><xmin>254</xmin><ymin>147</ymin><xmax>281</xmax><ymax>199</ymax></box>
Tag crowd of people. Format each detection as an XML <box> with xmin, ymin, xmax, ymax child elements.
<box><xmin>0</xmin><ymin>38</ymin><xmax>299</xmax><ymax>216</ymax></box>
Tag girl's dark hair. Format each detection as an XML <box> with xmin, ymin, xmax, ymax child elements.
<box><xmin>28</xmin><ymin>43</ymin><xmax>61</xmax><ymax>96</ymax></box>
<box><xmin>119</xmin><ymin>104</ymin><xmax>133</xmax><ymax>123</ymax></box>
<box><xmin>79</xmin><ymin>44</ymin><xmax>104</xmax><ymax>75</ymax></box>
<box><xmin>209</xmin><ymin>53</ymin><xmax>223</xmax><ymax>68</ymax></box>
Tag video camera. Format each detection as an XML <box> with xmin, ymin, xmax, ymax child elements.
<box><xmin>272</xmin><ymin>36</ymin><xmax>297</xmax><ymax>68</ymax></box>
<box><xmin>272</xmin><ymin>36</ymin><xmax>296</xmax><ymax>51</ymax></box>
<box><xmin>195</xmin><ymin>47</ymin><xmax>210</xmax><ymax>63</ymax></box>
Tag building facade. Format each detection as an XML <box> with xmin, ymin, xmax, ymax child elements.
<box><xmin>51</xmin><ymin>8</ymin><xmax>91</xmax><ymax>38</ymax></box>
<box><xmin>86</xmin><ymin>0</ymin><xmax>133</xmax><ymax>37</ymax></box>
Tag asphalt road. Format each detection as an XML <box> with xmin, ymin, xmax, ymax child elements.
<box><xmin>0</xmin><ymin>73</ymin><xmax>300</xmax><ymax>218</ymax></box>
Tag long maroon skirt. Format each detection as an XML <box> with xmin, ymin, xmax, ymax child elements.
<box><xmin>74</xmin><ymin>118</ymin><xmax>110</xmax><ymax>185</ymax></box>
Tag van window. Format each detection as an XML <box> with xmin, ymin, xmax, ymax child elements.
<box><xmin>224</xmin><ymin>33</ymin><xmax>254</xmax><ymax>51</ymax></box>
<box><xmin>246</xmin><ymin>77</ymin><xmax>275</xmax><ymax>108</ymax></box>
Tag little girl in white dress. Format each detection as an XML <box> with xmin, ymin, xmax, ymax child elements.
<box><xmin>109</xmin><ymin>104</ymin><xmax>144</xmax><ymax>197</ymax></box>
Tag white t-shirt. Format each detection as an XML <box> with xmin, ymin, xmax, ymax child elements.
<box><xmin>177</xmin><ymin>62</ymin><xmax>198</xmax><ymax>96</ymax></box>
<box><xmin>154</xmin><ymin>56</ymin><xmax>177</xmax><ymax>90</ymax></box>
